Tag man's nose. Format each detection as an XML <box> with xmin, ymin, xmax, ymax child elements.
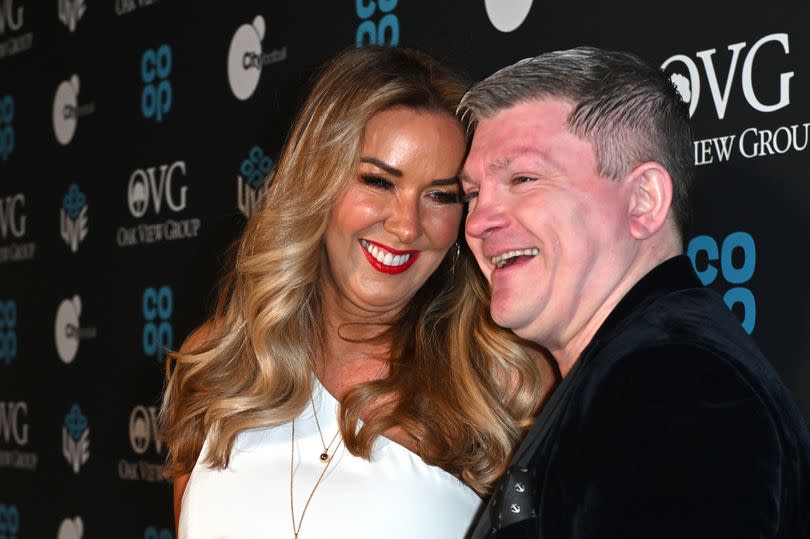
<box><xmin>465</xmin><ymin>188</ymin><xmax>509</xmax><ymax>239</ymax></box>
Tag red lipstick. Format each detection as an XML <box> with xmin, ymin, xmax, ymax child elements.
<box><xmin>360</xmin><ymin>239</ymin><xmax>419</xmax><ymax>275</ymax></box>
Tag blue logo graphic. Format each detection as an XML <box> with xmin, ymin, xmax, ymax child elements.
<box><xmin>141</xmin><ymin>45</ymin><xmax>173</xmax><ymax>123</ymax></box>
<box><xmin>63</xmin><ymin>184</ymin><xmax>86</xmax><ymax>219</ymax></box>
<box><xmin>0</xmin><ymin>300</ymin><xmax>17</xmax><ymax>366</ymax></box>
<box><xmin>142</xmin><ymin>286</ymin><xmax>173</xmax><ymax>361</ymax></box>
<box><xmin>0</xmin><ymin>95</ymin><xmax>14</xmax><ymax>161</ymax></box>
<box><xmin>64</xmin><ymin>404</ymin><xmax>88</xmax><ymax>441</ymax></box>
<box><xmin>355</xmin><ymin>0</ymin><xmax>399</xmax><ymax>47</ymax></box>
<box><xmin>144</xmin><ymin>527</ymin><xmax>173</xmax><ymax>539</ymax></box>
<box><xmin>0</xmin><ymin>503</ymin><xmax>20</xmax><ymax>539</ymax></box>
<box><xmin>687</xmin><ymin>231</ymin><xmax>756</xmax><ymax>334</ymax></box>
<box><xmin>241</xmin><ymin>145</ymin><xmax>273</xmax><ymax>188</ymax></box>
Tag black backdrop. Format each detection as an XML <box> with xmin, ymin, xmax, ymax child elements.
<box><xmin>1</xmin><ymin>1</ymin><xmax>808</xmax><ymax>537</ymax></box>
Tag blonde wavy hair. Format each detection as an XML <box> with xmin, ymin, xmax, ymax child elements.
<box><xmin>160</xmin><ymin>46</ymin><xmax>547</xmax><ymax>495</ymax></box>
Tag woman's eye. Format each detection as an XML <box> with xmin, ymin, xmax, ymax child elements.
<box><xmin>361</xmin><ymin>174</ymin><xmax>394</xmax><ymax>190</ymax></box>
<box><xmin>429</xmin><ymin>191</ymin><xmax>462</xmax><ymax>205</ymax></box>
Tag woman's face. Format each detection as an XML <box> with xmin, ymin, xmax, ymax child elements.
<box><xmin>321</xmin><ymin>106</ymin><xmax>466</xmax><ymax>316</ymax></box>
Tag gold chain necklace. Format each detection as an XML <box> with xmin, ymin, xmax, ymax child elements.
<box><xmin>310</xmin><ymin>394</ymin><xmax>341</xmax><ymax>463</ymax></box>
<box><xmin>289</xmin><ymin>399</ymin><xmax>344</xmax><ymax>539</ymax></box>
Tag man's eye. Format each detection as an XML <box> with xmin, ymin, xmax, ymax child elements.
<box><xmin>361</xmin><ymin>174</ymin><xmax>394</xmax><ymax>189</ymax></box>
<box><xmin>513</xmin><ymin>176</ymin><xmax>536</xmax><ymax>185</ymax></box>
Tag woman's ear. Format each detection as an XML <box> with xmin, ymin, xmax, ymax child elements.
<box><xmin>625</xmin><ymin>161</ymin><xmax>673</xmax><ymax>240</ymax></box>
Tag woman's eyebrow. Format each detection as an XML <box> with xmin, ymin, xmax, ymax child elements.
<box><xmin>360</xmin><ymin>157</ymin><xmax>402</xmax><ymax>177</ymax></box>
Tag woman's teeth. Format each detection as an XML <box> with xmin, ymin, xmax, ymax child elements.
<box><xmin>361</xmin><ymin>239</ymin><xmax>412</xmax><ymax>267</ymax></box>
<box><xmin>491</xmin><ymin>248</ymin><xmax>539</xmax><ymax>268</ymax></box>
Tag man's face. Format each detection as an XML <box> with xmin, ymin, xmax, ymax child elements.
<box><xmin>461</xmin><ymin>99</ymin><xmax>634</xmax><ymax>351</ymax></box>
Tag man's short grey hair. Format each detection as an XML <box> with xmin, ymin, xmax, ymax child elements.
<box><xmin>459</xmin><ymin>47</ymin><xmax>694</xmax><ymax>240</ymax></box>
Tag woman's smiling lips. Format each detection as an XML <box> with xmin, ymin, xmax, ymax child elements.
<box><xmin>360</xmin><ymin>239</ymin><xmax>420</xmax><ymax>274</ymax></box>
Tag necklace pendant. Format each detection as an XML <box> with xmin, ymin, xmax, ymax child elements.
<box><xmin>319</xmin><ymin>452</ymin><xmax>329</xmax><ymax>462</ymax></box>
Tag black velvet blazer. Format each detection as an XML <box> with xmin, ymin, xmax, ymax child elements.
<box><xmin>469</xmin><ymin>256</ymin><xmax>810</xmax><ymax>539</ymax></box>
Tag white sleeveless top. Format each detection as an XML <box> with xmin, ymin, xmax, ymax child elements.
<box><xmin>179</xmin><ymin>379</ymin><xmax>482</xmax><ymax>538</ymax></box>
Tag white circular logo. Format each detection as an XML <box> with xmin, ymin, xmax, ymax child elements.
<box><xmin>53</xmin><ymin>75</ymin><xmax>80</xmax><ymax>146</ymax></box>
<box><xmin>485</xmin><ymin>0</ymin><xmax>533</xmax><ymax>32</ymax></box>
<box><xmin>55</xmin><ymin>295</ymin><xmax>81</xmax><ymax>364</ymax></box>
<box><xmin>58</xmin><ymin>516</ymin><xmax>84</xmax><ymax>539</ymax></box>
<box><xmin>227</xmin><ymin>15</ymin><xmax>265</xmax><ymax>100</ymax></box>
<box><xmin>129</xmin><ymin>405</ymin><xmax>150</xmax><ymax>455</ymax></box>
<box><xmin>127</xmin><ymin>170</ymin><xmax>149</xmax><ymax>218</ymax></box>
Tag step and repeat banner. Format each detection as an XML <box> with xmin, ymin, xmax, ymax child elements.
<box><xmin>1</xmin><ymin>1</ymin><xmax>808</xmax><ymax>537</ymax></box>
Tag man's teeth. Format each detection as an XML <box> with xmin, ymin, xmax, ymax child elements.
<box><xmin>361</xmin><ymin>239</ymin><xmax>412</xmax><ymax>267</ymax></box>
<box><xmin>491</xmin><ymin>248</ymin><xmax>540</xmax><ymax>268</ymax></box>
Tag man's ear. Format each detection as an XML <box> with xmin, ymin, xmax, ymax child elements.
<box><xmin>626</xmin><ymin>162</ymin><xmax>673</xmax><ymax>240</ymax></box>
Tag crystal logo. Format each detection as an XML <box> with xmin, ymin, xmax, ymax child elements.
<box><xmin>0</xmin><ymin>300</ymin><xmax>15</xmax><ymax>366</ymax></box>
<box><xmin>141</xmin><ymin>44</ymin><xmax>172</xmax><ymax>123</ymax></box>
<box><xmin>355</xmin><ymin>0</ymin><xmax>399</xmax><ymax>47</ymax></box>
<box><xmin>127</xmin><ymin>161</ymin><xmax>187</xmax><ymax>218</ymax></box>
<box><xmin>142</xmin><ymin>286</ymin><xmax>173</xmax><ymax>361</ymax></box>
<box><xmin>484</xmin><ymin>0</ymin><xmax>533</xmax><ymax>32</ymax></box>
<box><xmin>57</xmin><ymin>516</ymin><xmax>83</xmax><ymax>539</ymax></box>
<box><xmin>144</xmin><ymin>527</ymin><xmax>172</xmax><ymax>539</ymax></box>
<box><xmin>688</xmin><ymin>232</ymin><xmax>756</xmax><ymax>334</ymax></box>
<box><xmin>60</xmin><ymin>184</ymin><xmax>88</xmax><ymax>252</ymax></box>
<box><xmin>237</xmin><ymin>145</ymin><xmax>273</xmax><ymax>217</ymax></box>
<box><xmin>0</xmin><ymin>1</ymin><xmax>32</xmax><ymax>59</ymax></box>
<box><xmin>54</xmin><ymin>295</ymin><xmax>96</xmax><ymax>364</ymax></box>
<box><xmin>58</xmin><ymin>0</ymin><xmax>85</xmax><ymax>32</ymax></box>
<box><xmin>0</xmin><ymin>95</ymin><xmax>13</xmax><ymax>161</ymax></box>
<box><xmin>62</xmin><ymin>404</ymin><xmax>89</xmax><ymax>473</ymax></box>
<box><xmin>0</xmin><ymin>504</ymin><xmax>19</xmax><ymax>539</ymax></box>
<box><xmin>661</xmin><ymin>33</ymin><xmax>794</xmax><ymax>120</ymax></box>
<box><xmin>52</xmin><ymin>75</ymin><xmax>94</xmax><ymax>146</ymax></box>
<box><xmin>227</xmin><ymin>15</ymin><xmax>287</xmax><ymax>100</ymax></box>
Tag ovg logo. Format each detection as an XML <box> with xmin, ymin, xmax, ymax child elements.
<box><xmin>141</xmin><ymin>44</ymin><xmax>172</xmax><ymax>123</ymax></box>
<box><xmin>62</xmin><ymin>404</ymin><xmax>89</xmax><ymax>473</ymax></box>
<box><xmin>0</xmin><ymin>194</ymin><xmax>25</xmax><ymax>240</ymax></box>
<box><xmin>54</xmin><ymin>295</ymin><xmax>97</xmax><ymax>364</ymax></box>
<box><xmin>129</xmin><ymin>405</ymin><xmax>162</xmax><ymax>455</ymax></box>
<box><xmin>57</xmin><ymin>516</ymin><xmax>83</xmax><ymax>539</ymax></box>
<box><xmin>355</xmin><ymin>0</ymin><xmax>399</xmax><ymax>46</ymax></box>
<box><xmin>227</xmin><ymin>15</ymin><xmax>287</xmax><ymax>100</ymax></box>
<box><xmin>58</xmin><ymin>0</ymin><xmax>85</xmax><ymax>32</ymax></box>
<box><xmin>0</xmin><ymin>504</ymin><xmax>19</xmax><ymax>539</ymax></box>
<box><xmin>142</xmin><ymin>286</ymin><xmax>173</xmax><ymax>361</ymax></box>
<box><xmin>0</xmin><ymin>300</ymin><xmax>16</xmax><ymax>366</ymax></box>
<box><xmin>0</xmin><ymin>402</ymin><xmax>28</xmax><ymax>446</ymax></box>
<box><xmin>128</xmin><ymin>161</ymin><xmax>187</xmax><ymax>218</ymax></box>
<box><xmin>237</xmin><ymin>145</ymin><xmax>273</xmax><ymax>217</ymax></box>
<box><xmin>484</xmin><ymin>0</ymin><xmax>533</xmax><ymax>32</ymax></box>
<box><xmin>661</xmin><ymin>33</ymin><xmax>793</xmax><ymax>119</ymax></box>
<box><xmin>60</xmin><ymin>184</ymin><xmax>88</xmax><ymax>252</ymax></box>
<box><xmin>144</xmin><ymin>527</ymin><xmax>172</xmax><ymax>539</ymax></box>
<box><xmin>0</xmin><ymin>0</ymin><xmax>23</xmax><ymax>35</ymax></box>
<box><xmin>0</xmin><ymin>95</ymin><xmax>13</xmax><ymax>161</ymax></box>
<box><xmin>688</xmin><ymin>232</ymin><xmax>756</xmax><ymax>334</ymax></box>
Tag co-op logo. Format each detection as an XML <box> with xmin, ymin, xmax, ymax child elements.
<box><xmin>0</xmin><ymin>300</ymin><xmax>15</xmax><ymax>366</ymax></box>
<box><xmin>54</xmin><ymin>295</ymin><xmax>96</xmax><ymax>364</ymax></box>
<box><xmin>0</xmin><ymin>95</ymin><xmax>13</xmax><ymax>161</ymax></box>
<box><xmin>128</xmin><ymin>161</ymin><xmax>188</xmax><ymax>218</ymax></box>
<box><xmin>62</xmin><ymin>404</ymin><xmax>90</xmax><ymax>474</ymax></box>
<box><xmin>483</xmin><ymin>0</ymin><xmax>533</xmax><ymax>33</ymax></box>
<box><xmin>355</xmin><ymin>0</ymin><xmax>399</xmax><ymax>46</ymax></box>
<box><xmin>60</xmin><ymin>183</ymin><xmax>88</xmax><ymax>252</ymax></box>
<box><xmin>227</xmin><ymin>15</ymin><xmax>287</xmax><ymax>100</ymax></box>
<box><xmin>662</xmin><ymin>33</ymin><xmax>793</xmax><ymax>120</ymax></box>
<box><xmin>0</xmin><ymin>504</ymin><xmax>19</xmax><ymax>539</ymax></box>
<box><xmin>142</xmin><ymin>286</ymin><xmax>173</xmax><ymax>361</ymax></box>
<box><xmin>129</xmin><ymin>405</ymin><xmax>163</xmax><ymax>455</ymax></box>
<box><xmin>52</xmin><ymin>75</ymin><xmax>94</xmax><ymax>146</ymax></box>
<box><xmin>688</xmin><ymin>232</ymin><xmax>756</xmax><ymax>334</ymax></box>
<box><xmin>144</xmin><ymin>527</ymin><xmax>172</xmax><ymax>539</ymax></box>
<box><xmin>141</xmin><ymin>44</ymin><xmax>172</xmax><ymax>123</ymax></box>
